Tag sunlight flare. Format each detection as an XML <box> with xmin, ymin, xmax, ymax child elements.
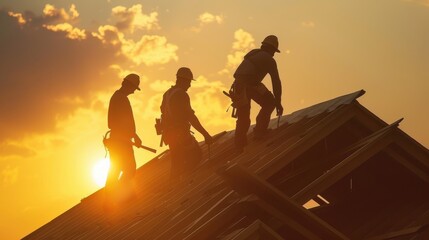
<box><xmin>92</xmin><ymin>158</ymin><xmax>110</xmax><ymax>187</ymax></box>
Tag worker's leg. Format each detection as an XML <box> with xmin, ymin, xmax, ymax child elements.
<box><xmin>104</xmin><ymin>145</ymin><xmax>123</xmax><ymax>210</ymax></box>
<box><xmin>183</xmin><ymin>136</ymin><xmax>202</xmax><ymax>175</ymax></box>
<box><xmin>234</xmin><ymin>83</ymin><xmax>251</xmax><ymax>149</ymax></box>
<box><xmin>120</xmin><ymin>145</ymin><xmax>136</xmax><ymax>183</ymax></box>
<box><xmin>109</xmin><ymin>144</ymin><xmax>136</xmax><ymax>202</ymax></box>
<box><xmin>105</xmin><ymin>150</ymin><xmax>121</xmax><ymax>189</ymax></box>
<box><xmin>169</xmin><ymin>144</ymin><xmax>185</xmax><ymax>181</ymax></box>
<box><xmin>249</xmin><ymin>84</ymin><xmax>276</xmax><ymax>139</ymax></box>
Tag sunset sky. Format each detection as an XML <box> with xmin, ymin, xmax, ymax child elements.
<box><xmin>1</xmin><ymin>0</ymin><xmax>428</xmax><ymax>239</ymax></box>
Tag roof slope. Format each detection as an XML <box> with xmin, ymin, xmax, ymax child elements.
<box><xmin>24</xmin><ymin>90</ymin><xmax>429</xmax><ymax>240</ymax></box>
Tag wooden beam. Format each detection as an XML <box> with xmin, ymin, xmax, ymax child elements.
<box><xmin>219</xmin><ymin>163</ymin><xmax>350</xmax><ymax>240</ymax></box>
<box><xmin>393</xmin><ymin>130</ymin><xmax>429</xmax><ymax>169</ymax></box>
<box><xmin>183</xmin><ymin>190</ymin><xmax>236</xmax><ymax>234</ymax></box>
<box><xmin>385</xmin><ymin>148</ymin><xmax>429</xmax><ymax>185</ymax></box>
<box><xmin>351</xmin><ymin>102</ymin><xmax>387</xmax><ymax>131</ymax></box>
<box><xmin>228</xmin><ymin>219</ymin><xmax>285</xmax><ymax>240</ymax></box>
<box><xmin>257</xmin><ymin>104</ymin><xmax>358</xmax><ymax>179</ymax></box>
<box><xmin>364</xmin><ymin>225</ymin><xmax>422</xmax><ymax>240</ymax></box>
<box><xmin>338</xmin><ymin>119</ymin><xmax>402</xmax><ymax>156</ymax></box>
<box><xmin>183</xmin><ymin>200</ymin><xmax>243</xmax><ymax>240</ymax></box>
<box><xmin>244</xmin><ymin>197</ymin><xmax>323</xmax><ymax>240</ymax></box>
<box><xmin>292</xmin><ymin>121</ymin><xmax>399</xmax><ymax>204</ymax></box>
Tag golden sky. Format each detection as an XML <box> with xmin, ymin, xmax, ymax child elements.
<box><xmin>1</xmin><ymin>0</ymin><xmax>429</xmax><ymax>239</ymax></box>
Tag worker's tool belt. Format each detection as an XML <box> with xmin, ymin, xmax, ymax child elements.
<box><xmin>103</xmin><ymin>131</ymin><xmax>133</xmax><ymax>150</ymax></box>
<box><xmin>103</xmin><ymin>130</ymin><xmax>112</xmax><ymax>149</ymax></box>
<box><xmin>230</xmin><ymin>81</ymin><xmax>269</xmax><ymax>108</ymax></box>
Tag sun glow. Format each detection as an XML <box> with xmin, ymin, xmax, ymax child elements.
<box><xmin>92</xmin><ymin>158</ymin><xmax>110</xmax><ymax>187</ymax></box>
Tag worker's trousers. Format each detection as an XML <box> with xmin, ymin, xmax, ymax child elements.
<box><xmin>167</xmin><ymin>131</ymin><xmax>202</xmax><ymax>180</ymax></box>
<box><xmin>234</xmin><ymin>82</ymin><xmax>276</xmax><ymax>148</ymax></box>
<box><xmin>106</xmin><ymin>139</ymin><xmax>136</xmax><ymax>188</ymax></box>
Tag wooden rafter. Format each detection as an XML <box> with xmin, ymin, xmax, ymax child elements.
<box><xmin>364</xmin><ymin>225</ymin><xmax>422</xmax><ymax>240</ymax></box>
<box><xmin>244</xmin><ymin>196</ymin><xmax>323</xmax><ymax>240</ymax></box>
<box><xmin>228</xmin><ymin>219</ymin><xmax>285</xmax><ymax>240</ymax></box>
<box><xmin>385</xmin><ymin>148</ymin><xmax>429</xmax><ymax>185</ymax></box>
<box><xmin>257</xmin><ymin>103</ymin><xmax>358</xmax><ymax>179</ymax></box>
<box><xmin>292</xmin><ymin>120</ymin><xmax>401</xmax><ymax>204</ymax></box>
<box><xmin>220</xmin><ymin>163</ymin><xmax>350</xmax><ymax>240</ymax></box>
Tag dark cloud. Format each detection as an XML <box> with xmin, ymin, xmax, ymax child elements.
<box><xmin>0</xmin><ymin>9</ymin><xmax>124</xmax><ymax>141</ymax></box>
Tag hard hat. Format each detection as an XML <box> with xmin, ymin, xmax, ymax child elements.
<box><xmin>176</xmin><ymin>67</ymin><xmax>195</xmax><ymax>81</ymax></box>
<box><xmin>261</xmin><ymin>35</ymin><xmax>281</xmax><ymax>53</ymax></box>
<box><xmin>124</xmin><ymin>73</ymin><xmax>141</xmax><ymax>90</ymax></box>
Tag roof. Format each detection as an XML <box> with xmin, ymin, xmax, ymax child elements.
<box><xmin>24</xmin><ymin>90</ymin><xmax>429</xmax><ymax>240</ymax></box>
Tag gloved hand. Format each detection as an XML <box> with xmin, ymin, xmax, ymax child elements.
<box><xmin>204</xmin><ymin>133</ymin><xmax>213</xmax><ymax>145</ymax></box>
<box><xmin>276</xmin><ymin>102</ymin><xmax>283</xmax><ymax>116</ymax></box>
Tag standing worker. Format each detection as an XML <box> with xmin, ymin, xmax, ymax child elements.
<box><xmin>230</xmin><ymin>35</ymin><xmax>284</xmax><ymax>152</ymax></box>
<box><xmin>105</xmin><ymin>73</ymin><xmax>142</xmax><ymax>205</ymax></box>
<box><xmin>159</xmin><ymin>67</ymin><xmax>213</xmax><ymax>181</ymax></box>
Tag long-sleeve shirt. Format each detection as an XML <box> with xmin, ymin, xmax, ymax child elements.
<box><xmin>108</xmin><ymin>89</ymin><xmax>136</xmax><ymax>140</ymax></box>
<box><xmin>160</xmin><ymin>86</ymin><xmax>194</xmax><ymax>131</ymax></box>
<box><xmin>234</xmin><ymin>49</ymin><xmax>282</xmax><ymax>103</ymax></box>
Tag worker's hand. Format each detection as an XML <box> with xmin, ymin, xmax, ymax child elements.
<box><xmin>276</xmin><ymin>103</ymin><xmax>283</xmax><ymax>116</ymax></box>
<box><xmin>134</xmin><ymin>135</ymin><xmax>142</xmax><ymax>147</ymax></box>
<box><xmin>204</xmin><ymin>133</ymin><xmax>213</xmax><ymax>145</ymax></box>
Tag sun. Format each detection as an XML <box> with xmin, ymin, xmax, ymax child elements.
<box><xmin>92</xmin><ymin>158</ymin><xmax>110</xmax><ymax>187</ymax></box>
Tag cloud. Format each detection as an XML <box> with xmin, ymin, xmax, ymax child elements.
<box><xmin>111</xmin><ymin>4</ymin><xmax>160</xmax><ymax>32</ymax></box>
<box><xmin>219</xmin><ymin>29</ymin><xmax>256</xmax><ymax>75</ymax></box>
<box><xmin>109</xmin><ymin>65</ymin><xmax>148</xmax><ymax>83</ymax></box>
<box><xmin>2</xmin><ymin>165</ymin><xmax>19</xmax><ymax>185</ymax></box>
<box><xmin>42</xmin><ymin>4</ymin><xmax>79</xmax><ymax>22</ymax></box>
<box><xmin>191</xmin><ymin>12</ymin><xmax>224</xmax><ymax>32</ymax></box>
<box><xmin>199</xmin><ymin>12</ymin><xmax>224</xmax><ymax>24</ymax></box>
<box><xmin>0</xmin><ymin>4</ymin><xmax>177</xmax><ymax>145</ymax></box>
<box><xmin>142</xmin><ymin>93</ymin><xmax>163</xmax><ymax>120</ymax></box>
<box><xmin>125</xmin><ymin>35</ymin><xmax>178</xmax><ymax>66</ymax></box>
<box><xmin>0</xmin><ymin>9</ymin><xmax>121</xmax><ymax>142</ymax></box>
<box><xmin>43</xmin><ymin>23</ymin><xmax>86</xmax><ymax>40</ymax></box>
<box><xmin>9</xmin><ymin>4</ymin><xmax>86</xmax><ymax>40</ymax></box>
<box><xmin>8</xmin><ymin>11</ymin><xmax>26</xmax><ymax>25</ymax></box>
<box><xmin>149</xmin><ymin>80</ymin><xmax>174</xmax><ymax>92</ymax></box>
<box><xmin>92</xmin><ymin>24</ymin><xmax>125</xmax><ymax>46</ymax></box>
<box><xmin>189</xmin><ymin>76</ymin><xmax>233</xmax><ymax>128</ymax></box>
<box><xmin>301</xmin><ymin>21</ymin><xmax>316</xmax><ymax>28</ymax></box>
<box><xmin>93</xmin><ymin>25</ymin><xmax>178</xmax><ymax>66</ymax></box>
<box><xmin>0</xmin><ymin>141</ymin><xmax>35</xmax><ymax>158</ymax></box>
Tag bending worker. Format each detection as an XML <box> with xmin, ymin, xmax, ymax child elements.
<box><xmin>231</xmin><ymin>35</ymin><xmax>284</xmax><ymax>151</ymax></box>
<box><xmin>160</xmin><ymin>67</ymin><xmax>213</xmax><ymax>180</ymax></box>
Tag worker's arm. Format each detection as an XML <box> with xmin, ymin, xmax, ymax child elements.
<box><xmin>269</xmin><ymin>60</ymin><xmax>283</xmax><ymax>116</ymax></box>
<box><xmin>133</xmin><ymin>133</ymin><xmax>142</xmax><ymax>146</ymax></box>
<box><xmin>189</xmin><ymin>114</ymin><xmax>213</xmax><ymax>144</ymax></box>
<box><xmin>178</xmin><ymin>91</ymin><xmax>213</xmax><ymax>144</ymax></box>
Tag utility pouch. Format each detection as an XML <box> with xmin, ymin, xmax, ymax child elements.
<box><xmin>102</xmin><ymin>130</ymin><xmax>112</xmax><ymax>157</ymax></box>
<box><xmin>224</xmin><ymin>85</ymin><xmax>238</xmax><ymax>118</ymax></box>
<box><xmin>155</xmin><ymin>118</ymin><xmax>163</xmax><ymax>135</ymax></box>
<box><xmin>230</xmin><ymin>82</ymin><xmax>248</xmax><ymax>109</ymax></box>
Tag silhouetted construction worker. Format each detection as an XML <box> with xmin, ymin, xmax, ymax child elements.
<box><xmin>160</xmin><ymin>67</ymin><xmax>213</xmax><ymax>180</ymax></box>
<box><xmin>231</xmin><ymin>35</ymin><xmax>283</xmax><ymax>151</ymax></box>
<box><xmin>105</xmin><ymin>73</ymin><xmax>142</xmax><ymax>201</ymax></box>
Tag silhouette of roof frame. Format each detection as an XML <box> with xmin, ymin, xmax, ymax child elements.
<box><xmin>23</xmin><ymin>90</ymin><xmax>429</xmax><ymax>240</ymax></box>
